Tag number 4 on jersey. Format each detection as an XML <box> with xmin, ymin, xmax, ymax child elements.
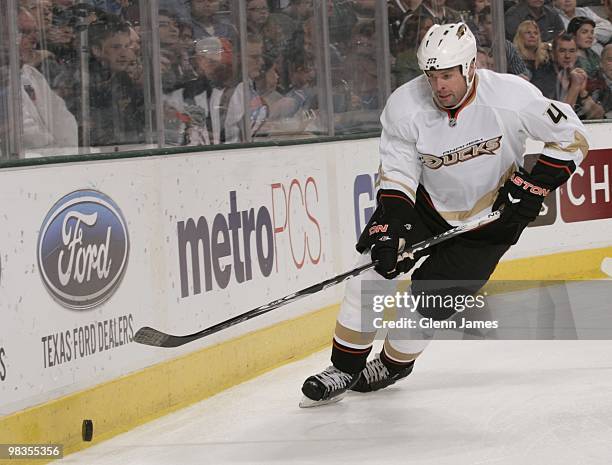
<box><xmin>546</xmin><ymin>102</ymin><xmax>568</xmax><ymax>124</ymax></box>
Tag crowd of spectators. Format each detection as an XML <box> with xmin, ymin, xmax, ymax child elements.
<box><xmin>3</xmin><ymin>0</ymin><xmax>612</xmax><ymax>158</ymax></box>
<box><xmin>389</xmin><ymin>0</ymin><xmax>612</xmax><ymax>119</ymax></box>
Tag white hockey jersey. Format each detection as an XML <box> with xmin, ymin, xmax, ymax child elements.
<box><xmin>378</xmin><ymin>69</ymin><xmax>589</xmax><ymax>225</ymax></box>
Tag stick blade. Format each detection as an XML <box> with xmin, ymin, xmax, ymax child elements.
<box><xmin>134</xmin><ymin>326</ymin><xmax>175</xmax><ymax>347</ymax></box>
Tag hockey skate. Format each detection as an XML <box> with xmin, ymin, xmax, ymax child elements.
<box><xmin>299</xmin><ymin>366</ymin><xmax>360</xmax><ymax>408</ymax></box>
<box><xmin>351</xmin><ymin>355</ymin><xmax>414</xmax><ymax>393</ymax></box>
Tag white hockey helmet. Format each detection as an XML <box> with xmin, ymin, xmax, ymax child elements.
<box><xmin>417</xmin><ymin>22</ymin><xmax>477</xmax><ymax>84</ymax></box>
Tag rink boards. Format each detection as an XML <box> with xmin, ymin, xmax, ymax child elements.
<box><xmin>0</xmin><ymin>124</ymin><xmax>611</xmax><ymax>461</ymax></box>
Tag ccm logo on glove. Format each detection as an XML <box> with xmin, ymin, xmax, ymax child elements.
<box><xmin>369</xmin><ymin>224</ymin><xmax>389</xmax><ymax>235</ymax></box>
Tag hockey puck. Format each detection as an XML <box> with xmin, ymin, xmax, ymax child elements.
<box><xmin>82</xmin><ymin>419</ymin><xmax>94</xmax><ymax>442</ymax></box>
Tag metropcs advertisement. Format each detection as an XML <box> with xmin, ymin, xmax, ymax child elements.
<box><xmin>176</xmin><ymin>180</ymin><xmax>324</xmax><ymax>299</ymax></box>
<box><xmin>159</xmin><ymin>152</ymin><xmax>335</xmax><ymax>336</ymax></box>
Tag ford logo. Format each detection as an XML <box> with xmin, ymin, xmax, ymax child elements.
<box><xmin>37</xmin><ymin>190</ymin><xmax>129</xmax><ymax>310</ymax></box>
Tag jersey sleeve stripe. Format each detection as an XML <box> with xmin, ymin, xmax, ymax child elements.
<box><xmin>537</xmin><ymin>158</ymin><xmax>574</xmax><ymax>175</ymax></box>
<box><xmin>543</xmin><ymin>131</ymin><xmax>589</xmax><ymax>160</ymax></box>
<box><xmin>379</xmin><ymin>173</ymin><xmax>417</xmax><ymax>202</ymax></box>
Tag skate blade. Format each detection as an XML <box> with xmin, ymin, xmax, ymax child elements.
<box><xmin>299</xmin><ymin>392</ymin><xmax>346</xmax><ymax>408</ymax></box>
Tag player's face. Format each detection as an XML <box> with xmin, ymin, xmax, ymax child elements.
<box><xmin>574</xmin><ymin>24</ymin><xmax>594</xmax><ymax>49</ymax></box>
<box><xmin>554</xmin><ymin>39</ymin><xmax>577</xmax><ymax>69</ymax></box>
<box><xmin>425</xmin><ymin>66</ymin><xmax>468</xmax><ymax>108</ymax></box>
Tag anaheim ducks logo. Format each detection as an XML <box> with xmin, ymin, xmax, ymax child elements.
<box><xmin>456</xmin><ymin>24</ymin><xmax>467</xmax><ymax>39</ymax></box>
<box><xmin>419</xmin><ymin>135</ymin><xmax>502</xmax><ymax>170</ymax></box>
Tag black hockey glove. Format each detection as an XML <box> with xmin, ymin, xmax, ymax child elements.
<box><xmin>493</xmin><ymin>156</ymin><xmax>576</xmax><ymax>224</ymax></box>
<box><xmin>493</xmin><ymin>168</ymin><xmax>552</xmax><ymax>224</ymax></box>
<box><xmin>356</xmin><ymin>190</ymin><xmax>422</xmax><ymax>279</ymax></box>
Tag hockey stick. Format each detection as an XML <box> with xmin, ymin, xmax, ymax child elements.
<box><xmin>134</xmin><ymin>210</ymin><xmax>501</xmax><ymax>348</ymax></box>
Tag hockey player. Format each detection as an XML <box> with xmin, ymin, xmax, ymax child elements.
<box><xmin>300</xmin><ymin>22</ymin><xmax>588</xmax><ymax>407</ymax></box>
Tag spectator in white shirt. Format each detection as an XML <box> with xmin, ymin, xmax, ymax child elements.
<box><xmin>19</xmin><ymin>8</ymin><xmax>77</xmax><ymax>153</ymax></box>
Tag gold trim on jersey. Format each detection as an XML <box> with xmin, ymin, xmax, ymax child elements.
<box><xmin>378</xmin><ymin>165</ymin><xmax>417</xmax><ymax>200</ymax></box>
<box><xmin>334</xmin><ymin>322</ymin><xmax>377</xmax><ymax>347</ymax></box>
<box><xmin>543</xmin><ymin>131</ymin><xmax>589</xmax><ymax>160</ymax></box>
<box><xmin>431</xmin><ymin>164</ymin><xmax>515</xmax><ymax>222</ymax></box>
<box><xmin>383</xmin><ymin>339</ymin><xmax>423</xmax><ymax>362</ymax></box>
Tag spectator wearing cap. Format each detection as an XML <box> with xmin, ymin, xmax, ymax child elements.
<box><xmin>568</xmin><ymin>16</ymin><xmax>601</xmax><ymax>79</ymax></box>
<box><xmin>553</xmin><ymin>0</ymin><xmax>611</xmax><ymax>55</ymax></box>
<box><xmin>164</xmin><ymin>36</ymin><xmax>236</xmax><ymax>146</ymax></box>
<box><xmin>505</xmin><ymin>0</ymin><xmax>565</xmax><ymax>42</ymax></box>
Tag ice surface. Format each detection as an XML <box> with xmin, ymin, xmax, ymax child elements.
<box><xmin>61</xmin><ymin>340</ymin><xmax>612</xmax><ymax>465</ymax></box>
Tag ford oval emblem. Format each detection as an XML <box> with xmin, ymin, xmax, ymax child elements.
<box><xmin>37</xmin><ymin>190</ymin><xmax>129</xmax><ymax>310</ymax></box>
